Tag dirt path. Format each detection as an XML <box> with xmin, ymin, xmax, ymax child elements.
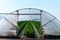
<box><xmin>0</xmin><ymin>38</ymin><xmax>56</xmax><ymax>40</ymax></box>
<box><xmin>31</xmin><ymin>22</ymin><xmax>40</xmax><ymax>38</ymax></box>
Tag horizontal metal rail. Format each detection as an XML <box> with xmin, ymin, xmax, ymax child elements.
<box><xmin>0</xmin><ymin>13</ymin><xmax>41</xmax><ymax>15</ymax></box>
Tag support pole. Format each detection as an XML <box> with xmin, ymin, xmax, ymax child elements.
<box><xmin>40</xmin><ymin>10</ymin><xmax>44</xmax><ymax>39</ymax></box>
<box><xmin>16</xmin><ymin>10</ymin><xmax>19</xmax><ymax>36</ymax></box>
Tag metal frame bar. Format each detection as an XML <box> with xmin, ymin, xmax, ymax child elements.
<box><xmin>0</xmin><ymin>13</ymin><xmax>41</xmax><ymax>15</ymax></box>
<box><xmin>17</xmin><ymin>14</ymin><xmax>41</xmax><ymax>15</ymax></box>
<box><xmin>16</xmin><ymin>10</ymin><xmax>19</xmax><ymax>36</ymax></box>
<box><xmin>42</xmin><ymin>18</ymin><xmax>56</xmax><ymax>27</ymax></box>
<box><xmin>44</xmin><ymin>18</ymin><xmax>59</xmax><ymax>34</ymax></box>
<box><xmin>40</xmin><ymin>10</ymin><xmax>44</xmax><ymax>39</ymax></box>
<box><xmin>4</xmin><ymin>17</ymin><xmax>17</xmax><ymax>28</ymax></box>
<box><xmin>10</xmin><ymin>8</ymin><xmax>41</xmax><ymax>13</ymax></box>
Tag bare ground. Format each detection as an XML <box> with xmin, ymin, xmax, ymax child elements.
<box><xmin>0</xmin><ymin>38</ymin><xmax>59</xmax><ymax>40</ymax></box>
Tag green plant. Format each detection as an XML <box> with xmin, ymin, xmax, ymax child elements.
<box><xmin>18</xmin><ymin>21</ymin><xmax>27</xmax><ymax>35</ymax></box>
<box><xmin>17</xmin><ymin>21</ymin><xmax>41</xmax><ymax>38</ymax></box>
<box><xmin>32</xmin><ymin>21</ymin><xmax>41</xmax><ymax>35</ymax></box>
<box><xmin>24</xmin><ymin>22</ymin><xmax>35</xmax><ymax>38</ymax></box>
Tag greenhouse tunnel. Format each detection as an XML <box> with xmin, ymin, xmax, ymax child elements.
<box><xmin>0</xmin><ymin>8</ymin><xmax>60</xmax><ymax>38</ymax></box>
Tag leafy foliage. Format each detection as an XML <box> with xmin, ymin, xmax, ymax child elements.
<box><xmin>18</xmin><ymin>21</ymin><xmax>41</xmax><ymax>38</ymax></box>
<box><xmin>24</xmin><ymin>22</ymin><xmax>35</xmax><ymax>38</ymax></box>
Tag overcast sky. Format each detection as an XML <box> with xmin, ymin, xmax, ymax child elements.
<box><xmin>0</xmin><ymin>0</ymin><xmax>60</xmax><ymax>20</ymax></box>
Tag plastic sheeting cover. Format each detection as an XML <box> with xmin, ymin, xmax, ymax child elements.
<box><xmin>0</xmin><ymin>8</ymin><xmax>60</xmax><ymax>36</ymax></box>
<box><xmin>0</xmin><ymin>15</ymin><xmax>17</xmax><ymax>36</ymax></box>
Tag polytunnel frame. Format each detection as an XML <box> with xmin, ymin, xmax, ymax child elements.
<box><xmin>0</xmin><ymin>8</ymin><xmax>60</xmax><ymax>38</ymax></box>
<box><xmin>11</xmin><ymin>8</ymin><xmax>44</xmax><ymax>38</ymax></box>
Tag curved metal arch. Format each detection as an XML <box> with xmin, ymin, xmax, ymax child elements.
<box><xmin>10</xmin><ymin>8</ymin><xmax>57</xmax><ymax>19</ymax></box>
<box><xmin>9</xmin><ymin>8</ymin><xmax>60</xmax><ymax>26</ymax></box>
<box><xmin>0</xmin><ymin>8</ymin><xmax>58</xmax><ymax>19</ymax></box>
<box><xmin>10</xmin><ymin>8</ymin><xmax>41</xmax><ymax>13</ymax></box>
<box><xmin>0</xmin><ymin>8</ymin><xmax>60</xmax><ymax>25</ymax></box>
<box><xmin>43</xmin><ymin>11</ymin><xmax>60</xmax><ymax>24</ymax></box>
<box><xmin>2</xmin><ymin>8</ymin><xmax>59</xmax><ymax>22</ymax></box>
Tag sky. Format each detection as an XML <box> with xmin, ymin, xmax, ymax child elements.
<box><xmin>0</xmin><ymin>0</ymin><xmax>60</xmax><ymax>20</ymax></box>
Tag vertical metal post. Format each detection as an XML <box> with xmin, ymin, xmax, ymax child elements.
<box><xmin>16</xmin><ymin>10</ymin><xmax>19</xmax><ymax>36</ymax></box>
<box><xmin>17</xmin><ymin>10</ymin><xmax>19</xmax><ymax>24</ymax></box>
<box><xmin>40</xmin><ymin>10</ymin><xmax>44</xmax><ymax>39</ymax></box>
